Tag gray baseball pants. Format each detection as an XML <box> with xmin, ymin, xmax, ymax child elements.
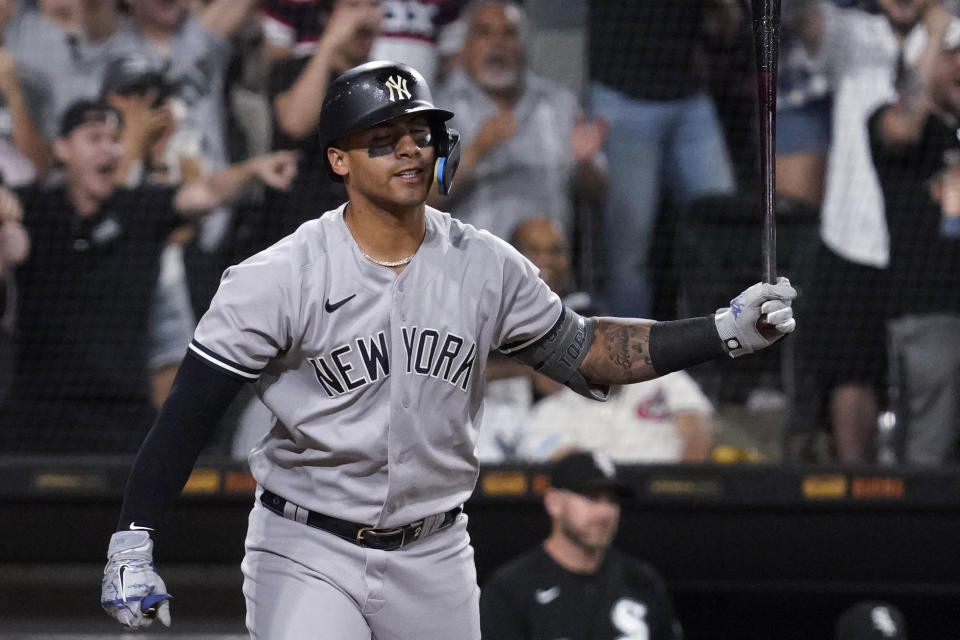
<box><xmin>241</xmin><ymin>495</ymin><xmax>481</xmax><ymax>639</ymax></box>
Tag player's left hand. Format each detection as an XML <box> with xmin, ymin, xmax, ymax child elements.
<box><xmin>714</xmin><ymin>277</ymin><xmax>797</xmax><ymax>357</ymax></box>
<box><xmin>101</xmin><ymin>531</ymin><xmax>172</xmax><ymax>630</ymax></box>
<box><xmin>249</xmin><ymin>151</ymin><xmax>299</xmax><ymax>191</ymax></box>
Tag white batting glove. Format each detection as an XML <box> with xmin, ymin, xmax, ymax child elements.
<box><xmin>101</xmin><ymin>530</ymin><xmax>172</xmax><ymax>629</ymax></box>
<box><xmin>714</xmin><ymin>277</ymin><xmax>797</xmax><ymax>357</ymax></box>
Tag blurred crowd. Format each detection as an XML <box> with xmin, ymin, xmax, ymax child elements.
<box><xmin>0</xmin><ymin>0</ymin><xmax>958</xmax><ymax>467</ymax></box>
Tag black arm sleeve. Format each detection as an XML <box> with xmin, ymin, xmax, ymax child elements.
<box><xmin>117</xmin><ymin>350</ymin><xmax>245</xmax><ymax>532</ymax></box>
<box><xmin>648</xmin><ymin>315</ymin><xmax>726</xmax><ymax>375</ymax></box>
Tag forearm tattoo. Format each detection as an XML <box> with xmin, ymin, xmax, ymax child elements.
<box><xmin>581</xmin><ymin>318</ymin><xmax>657</xmax><ymax>384</ymax></box>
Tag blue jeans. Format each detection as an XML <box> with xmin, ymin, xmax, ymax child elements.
<box><xmin>592</xmin><ymin>83</ymin><xmax>735</xmax><ymax>317</ymax></box>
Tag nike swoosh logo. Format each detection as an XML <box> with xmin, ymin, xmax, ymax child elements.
<box><xmin>325</xmin><ymin>294</ymin><xmax>356</xmax><ymax>313</ymax></box>
<box><xmin>535</xmin><ymin>586</ymin><xmax>560</xmax><ymax>604</ymax></box>
<box><xmin>128</xmin><ymin>522</ymin><xmax>154</xmax><ymax>531</ymax></box>
<box><xmin>117</xmin><ymin>565</ymin><xmax>128</xmax><ymax>602</ymax></box>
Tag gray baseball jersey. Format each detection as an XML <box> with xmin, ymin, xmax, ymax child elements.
<box><xmin>191</xmin><ymin>203</ymin><xmax>561</xmax><ymax>527</ymax></box>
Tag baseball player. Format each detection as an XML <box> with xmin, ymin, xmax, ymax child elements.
<box><xmin>100</xmin><ymin>60</ymin><xmax>797</xmax><ymax>639</ymax></box>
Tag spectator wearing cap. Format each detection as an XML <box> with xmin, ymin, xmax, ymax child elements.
<box><xmin>100</xmin><ymin>52</ymin><xmax>197</xmax><ymax>411</ymax></box>
<box><xmin>103</xmin><ymin>0</ymin><xmax>262</xmax><ymax>180</ymax></box>
<box><xmin>0</xmin><ymin>99</ymin><xmax>299</xmax><ymax>454</ymax></box>
<box><xmin>480</xmin><ymin>450</ymin><xmax>685</xmax><ymax>640</ymax></box>
<box><xmin>100</xmin><ymin>53</ymin><xmax>177</xmax><ymax>186</ymax></box>
<box><xmin>835</xmin><ymin>601</ymin><xmax>907</xmax><ymax>639</ymax></box>
<box><xmin>98</xmin><ymin>0</ymin><xmax>264</xmax><ymax>294</ymax></box>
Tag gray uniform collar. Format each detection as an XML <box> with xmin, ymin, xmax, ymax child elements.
<box><xmin>331</xmin><ymin>203</ymin><xmax>447</xmax><ymax>291</ymax></box>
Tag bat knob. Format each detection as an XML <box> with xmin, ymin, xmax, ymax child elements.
<box><xmin>756</xmin><ymin>317</ymin><xmax>780</xmax><ymax>341</ymax></box>
<box><xmin>142</xmin><ymin>593</ymin><xmax>172</xmax><ymax>617</ymax></box>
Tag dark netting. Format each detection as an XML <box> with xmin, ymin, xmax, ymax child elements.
<box><xmin>1</xmin><ymin>0</ymin><xmax>956</xmax><ymax>466</ymax></box>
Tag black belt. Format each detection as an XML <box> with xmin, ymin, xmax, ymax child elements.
<box><xmin>260</xmin><ymin>489</ymin><xmax>462</xmax><ymax>551</ymax></box>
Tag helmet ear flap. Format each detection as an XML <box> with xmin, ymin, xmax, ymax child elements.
<box><xmin>433</xmin><ymin>128</ymin><xmax>460</xmax><ymax>196</ymax></box>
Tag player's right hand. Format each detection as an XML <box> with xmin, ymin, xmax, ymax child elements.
<box><xmin>101</xmin><ymin>530</ymin><xmax>172</xmax><ymax>630</ymax></box>
<box><xmin>714</xmin><ymin>277</ymin><xmax>797</xmax><ymax>357</ymax></box>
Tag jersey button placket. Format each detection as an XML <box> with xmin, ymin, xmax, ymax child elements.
<box><xmin>394</xmin><ymin>281</ymin><xmax>406</xmax><ymax>322</ymax></box>
<box><xmin>386</xmin><ymin>279</ymin><xmax>412</xmax><ymax>523</ymax></box>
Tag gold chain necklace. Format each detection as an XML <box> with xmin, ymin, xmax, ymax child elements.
<box><xmin>361</xmin><ymin>251</ymin><xmax>415</xmax><ymax>267</ymax></box>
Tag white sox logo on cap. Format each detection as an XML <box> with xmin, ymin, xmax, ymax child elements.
<box><xmin>385</xmin><ymin>75</ymin><xmax>412</xmax><ymax>102</ymax></box>
<box><xmin>592</xmin><ymin>451</ymin><xmax>617</xmax><ymax>480</ymax></box>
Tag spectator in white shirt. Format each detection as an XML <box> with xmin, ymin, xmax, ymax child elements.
<box><xmin>790</xmin><ymin>0</ymin><xmax>956</xmax><ymax>462</ymax></box>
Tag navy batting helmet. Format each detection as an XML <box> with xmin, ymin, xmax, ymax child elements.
<box><xmin>318</xmin><ymin>61</ymin><xmax>461</xmax><ymax>195</ymax></box>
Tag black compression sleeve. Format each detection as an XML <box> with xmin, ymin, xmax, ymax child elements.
<box><xmin>648</xmin><ymin>316</ymin><xmax>726</xmax><ymax>375</ymax></box>
<box><xmin>117</xmin><ymin>350</ymin><xmax>245</xmax><ymax>532</ymax></box>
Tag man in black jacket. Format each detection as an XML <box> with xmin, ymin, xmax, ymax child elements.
<box><xmin>480</xmin><ymin>450</ymin><xmax>685</xmax><ymax>640</ymax></box>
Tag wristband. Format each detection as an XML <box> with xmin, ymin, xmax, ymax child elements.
<box><xmin>648</xmin><ymin>315</ymin><xmax>726</xmax><ymax>375</ymax></box>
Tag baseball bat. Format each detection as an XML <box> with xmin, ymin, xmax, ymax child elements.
<box><xmin>752</xmin><ymin>0</ymin><xmax>781</xmax><ymax>284</ymax></box>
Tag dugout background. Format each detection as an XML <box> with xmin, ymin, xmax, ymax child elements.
<box><xmin>2</xmin><ymin>459</ymin><xmax>960</xmax><ymax>638</ymax></box>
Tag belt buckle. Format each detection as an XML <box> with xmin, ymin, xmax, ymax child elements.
<box><xmin>355</xmin><ymin>526</ymin><xmax>376</xmax><ymax>544</ymax></box>
<box><xmin>357</xmin><ymin>525</ymin><xmax>405</xmax><ymax>550</ymax></box>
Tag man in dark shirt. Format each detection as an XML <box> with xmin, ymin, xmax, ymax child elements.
<box><xmin>588</xmin><ymin>0</ymin><xmax>740</xmax><ymax>319</ymax></box>
<box><xmin>246</xmin><ymin>0</ymin><xmax>383</xmax><ymax>255</ymax></box>
<box><xmin>480</xmin><ymin>450</ymin><xmax>684</xmax><ymax>640</ymax></box>
<box><xmin>868</xmin><ymin>27</ymin><xmax>960</xmax><ymax>464</ymax></box>
<box><xmin>0</xmin><ymin>99</ymin><xmax>297</xmax><ymax>453</ymax></box>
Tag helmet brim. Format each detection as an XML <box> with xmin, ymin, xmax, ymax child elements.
<box><xmin>322</xmin><ymin>103</ymin><xmax>454</xmax><ymax>149</ymax></box>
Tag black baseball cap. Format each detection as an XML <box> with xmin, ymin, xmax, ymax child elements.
<box><xmin>101</xmin><ymin>53</ymin><xmax>167</xmax><ymax>98</ymax></box>
<box><xmin>549</xmin><ymin>451</ymin><xmax>634</xmax><ymax>499</ymax></box>
<box><xmin>835</xmin><ymin>602</ymin><xmax>907</xmax><ymax>640</ymax></box>
<box><xmin>59</xmin><ymin>99</ymin><xmax>123</xmax><ymax>138</ymax></box>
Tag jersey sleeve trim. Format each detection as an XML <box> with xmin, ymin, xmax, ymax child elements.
<box><xmin>188</xmin><ymin>340</ymin><xmax>261</xmax><ymax>381</ymax></box>
<box><xmin>498</xmin><ymin>304</ymin><xmax>565</xmax><ymax>355</ymax></box>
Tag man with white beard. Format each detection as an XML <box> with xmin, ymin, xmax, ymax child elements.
<box><xmin>432</xmin><ymin>0</ymin><xmax>607</xmax><ymax>242</ymax></box>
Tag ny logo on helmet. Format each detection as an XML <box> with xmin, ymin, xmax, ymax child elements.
<box><xmin>385</xmin><ymin>75</ymin><xmax>412</xmax><ymax>102</ymax></box>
